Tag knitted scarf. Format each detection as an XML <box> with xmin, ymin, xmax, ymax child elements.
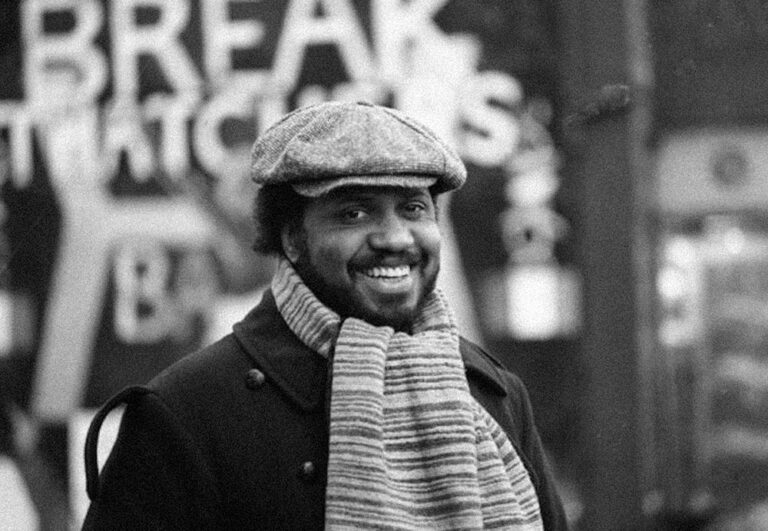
<box><xmin>272</xmin><ymin>258</ymin><xmax>543</xmax><ymax>530</ymax></box>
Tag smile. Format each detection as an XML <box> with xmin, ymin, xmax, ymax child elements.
<box><xmin>355</xmin><ymin>264</ymin><xmax>416</xmax><ymax>295</ymax></box>
<box><xmin>362</xmin><ymin>265</ymin><xmax>412</xmax><ymax>279</ymax></box>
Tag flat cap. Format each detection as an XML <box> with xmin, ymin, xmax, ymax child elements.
<box><xmin>250</xmin><ymin>101</ymin><xmax>466</xmax><ymax>197</ymax></box>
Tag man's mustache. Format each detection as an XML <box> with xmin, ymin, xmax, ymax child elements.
<box><xmin>352</xmin><ymin>249</ymin><xmax>423</xmax><ymax>270</ymax></box>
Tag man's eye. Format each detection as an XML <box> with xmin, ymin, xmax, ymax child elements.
<box><xmin>340</xmin><ymin>208</ymin><xmax>366</xmax><ymax>221</ymax></box>
<box><xmin>403</xmin><ymin>202</ymin><xmax>428</xmax><ymax>217</ymax></box>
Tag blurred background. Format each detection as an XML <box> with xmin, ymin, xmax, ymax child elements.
<box><xmin>2</xmin><ymin>0</ymin><xmax>768</xmax><ymax>529</ymax></box>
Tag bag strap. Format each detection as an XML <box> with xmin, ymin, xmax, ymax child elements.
<box><xmin>84</xmin><ymin>385</ymin><xmax>152</xmax><ymax>500</ymax></box>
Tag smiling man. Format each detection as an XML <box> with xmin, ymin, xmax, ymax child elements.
<box><xmin>83</xmin><ymin>101</ymin><xmax>568</xmax><ymax>530</ymax></box>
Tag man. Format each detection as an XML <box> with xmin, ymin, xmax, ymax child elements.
<box><xmin>83</xmin><ymin>101</ymin><xmax>568</xmax><ymax>530</ymax></box>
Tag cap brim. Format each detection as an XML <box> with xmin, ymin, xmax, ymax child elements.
<box><xmin>291</xmin><ymin>175</ymin><xmax>438</xmax><ymax>198</ymax></box>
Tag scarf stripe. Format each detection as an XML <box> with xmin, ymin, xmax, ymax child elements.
<box><xmin>272</xmin><ymin>258</ymin><xmax>543</xmax><ymax>530</ymax></box>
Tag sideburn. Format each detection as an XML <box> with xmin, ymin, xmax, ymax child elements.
<box><xmin>289</xmin><ymin>232</ymin><xmax>358</xmax><ymax>322</ymax></box>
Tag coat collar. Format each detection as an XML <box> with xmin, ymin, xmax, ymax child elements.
<box><xmin>233</xmin><ymin>290</ymin><xmax>508</xmax><ymax>412</ymax></box>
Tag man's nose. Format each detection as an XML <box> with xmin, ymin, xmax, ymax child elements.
<box><xmin>367</xmin><ymin>212</ymin><xmax>415</xmax><ymax>251</ymax></box>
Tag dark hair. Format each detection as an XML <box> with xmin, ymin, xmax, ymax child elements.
<box><xmin>252</xmin><ymin>184</ymin><xmax>308</xmax><ymax>255</ymax></box>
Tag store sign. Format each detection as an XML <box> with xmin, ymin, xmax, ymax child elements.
<box><xmin>2</xmin><ymin>0</ymin><xmax>525</xmax><ymax>189</ymax></box>
<box><xmin>656</xmin><ymin>131</ymin><xmax>768</xmax><ymax>215</ymax></box>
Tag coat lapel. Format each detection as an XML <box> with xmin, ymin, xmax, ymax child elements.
<box><xmin>233</xmin><ymin>291</ymin><xmax>328</xmax><ymax>412</ymax></box>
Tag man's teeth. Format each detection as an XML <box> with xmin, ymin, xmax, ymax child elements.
<box><xmin>364</xmin><ymin>265</ymin><xmax>411</xmax><ymax>278</ymax></box>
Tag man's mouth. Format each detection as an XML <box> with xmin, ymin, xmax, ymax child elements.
<box><xmin>361</xmin><ymin>265</ymin><xmax>412</xmax><ymax>279</ymax></box>
<box><xmin>354</xmin><ymin>264</ymin><xmax>417</xmax><ymax>295</ymax></box>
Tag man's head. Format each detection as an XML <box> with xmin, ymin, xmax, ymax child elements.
<box><xmin>250</xmin><ymin>101</ymin><xmax>467</xmax><ymax>329</ymax></box>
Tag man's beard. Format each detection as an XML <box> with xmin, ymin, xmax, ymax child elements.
<box><xmin>292</xmin><ymin>251</ymin><xmax>439</xmax><ymax>332</ymax></box>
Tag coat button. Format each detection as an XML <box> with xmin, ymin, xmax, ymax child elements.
<box><xmin>245</xmin><ymin>368</ymin><xmax>266</xmax><ymax>389</ymax></box>
<box><xmin>298</xmin><ymin>461</ymin><xmax>317</xmax><ymax>482</ymax></box>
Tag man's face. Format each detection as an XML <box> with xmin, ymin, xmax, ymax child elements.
<box><xmin>284</xmin><ymin>186</ymin><xmax>441</xmax><ymax>331</ymax></box>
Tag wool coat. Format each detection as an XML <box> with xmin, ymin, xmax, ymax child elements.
<box><xmin>83</xmin><ymin>291</ymin><xmax>569</xmax><ymax>530</ymax></box>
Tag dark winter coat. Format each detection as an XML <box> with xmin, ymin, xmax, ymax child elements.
<box><xmin>83</xmin><ymin>290</ymin><xmax>569</xmax><ymax>530</ymax></box>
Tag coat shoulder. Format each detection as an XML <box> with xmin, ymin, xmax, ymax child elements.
<box><xmin>459</xmin><ymin>336</ymin><xmax>527</xmax><ymax>398</ymax></box>
<box><xmin>149</xmin><ymin>334</ymin><xmax>249</xmax><ymax>395</ymax></box>
<box><xmin>143</xmin><ymin>334</ymin><xmax>258</xmax><ymax>427</ymax></box>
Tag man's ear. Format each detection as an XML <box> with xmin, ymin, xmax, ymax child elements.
<box><xmin>281</xmin><ymin>224</ymin><xmax>301</xmax><ymax>263</ymax></box>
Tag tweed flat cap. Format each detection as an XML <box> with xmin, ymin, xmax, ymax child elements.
<box><xmin>250</xmin><ymin>101</ymin><xmax>466</xmax><ymax>197</ymax></box>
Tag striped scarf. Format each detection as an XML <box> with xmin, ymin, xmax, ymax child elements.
<box><xmin>272</xmin><ymin>258</ymin><xmax>543</xmax><ymax>530</ymax></box>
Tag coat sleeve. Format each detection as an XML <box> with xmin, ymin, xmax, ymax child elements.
<box><xmin>82</xmin><ymin>387</ymin><xmax>221</xmax><ymax>530</ymax></box>
<box><xmin>506</xmin><ymin>374</ymin><xmax>570</xmax><ymax>531</ymax></box>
